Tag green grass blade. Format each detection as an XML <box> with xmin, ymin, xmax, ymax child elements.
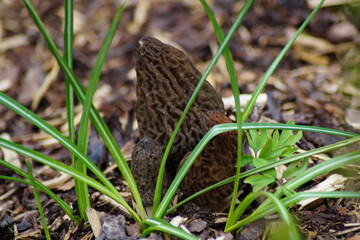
<box><xmin>63</xmin><ymin>0</ymin><xmax>89</xmax><ymax>220</ymax></box>
<box><xmin>0</xmin><ymin>138</ymin><xmax>141</xmax><ymax>222</ymax></box>
<box><xmin>0</xmin><ymin>161</ymin><xmax>78</xmax><ymax>223</ymax></box>
<box><xmin>142</xmin><ymin>218</ymin><xmax>199</xmax><ymax>240</ymax></box>
<box><xmin>26</xmin><ymin>160</ymin><xmax>51</xmax><ymax>240</ymax></box>
<box><xmin>241</xmin><ymin>0</ymin><xmax>326</xmax><ymax>122</ymax></box>
<box><xmin>77</xmin><ymin>4</ymin><xmax>125</xmax><ymax>155</ymax></box>
<box><xmin>153</xmin><ymin>0</ymin><xmax>254</xmax><ymax>217</ymax></box>
<box><xmin>75</xmin><ymin>4</ymin><xmax>125</xmax><ymax>219</ymax></box>
<box><xmin>153</xmin><ymin>123</ymin><xmax>233</xmax><ymax>217</ymax></box>
<box><xmin>199</xmin><ymin>0</ymin><xmax>249</xmax><ymax>221</ymax></box>
<box><xmin>22</xmin><ymin>0</ymin><xmax>145</xmax><ymax>220</ymax></box>
<box><xmin>239</xmin><ymin>123</ymin><xmax>359</xmax><ymax>138</ymax></box>
<box><xmin>63</xmin><ymin>0</ymin><xmax>75</xmax><ymax>145</ymax></box>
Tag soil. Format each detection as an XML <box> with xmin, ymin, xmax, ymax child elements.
<box><xmin>0</xmin><ymin>0</ymin><xmax>359</xmax><ymax>239</ymax></box>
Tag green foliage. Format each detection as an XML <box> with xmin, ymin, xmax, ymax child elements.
<box><xmin>244</xmin><ymin>174</ymin><xmax>275</xmax><ymax>192</ymax></box>
<box><xmin>244</xmin><ymin>121</ymin><xmax>306</xmax><ymax>192</ymax></box>
<box><xmin>282</xmin><ymin>158</ymin><xmax>308</xmax><ymax>179</ymax></box>
<box><xmin>246</xmin><ymin>121</ymin><xmax>302</xmax><ymax>160</ymax></box>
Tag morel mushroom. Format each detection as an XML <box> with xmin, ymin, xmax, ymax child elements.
<box><xmin>132</xmin><ymin>36</ymin><xmax>237</xmax><ymax>210</ymax></box>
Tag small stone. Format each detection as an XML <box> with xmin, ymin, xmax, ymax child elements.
<box><xmin>96</xmin><ymin>215</ymin><xmax>126</xmax><ymax>240</ymax></box>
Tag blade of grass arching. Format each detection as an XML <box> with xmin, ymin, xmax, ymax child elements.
<box><xmin>64</xmin><ymin>0</ymin><xmax>75</xmax><ymax>150</ymax></box>
<box><xmin>75</xmin><ymin>3</ymin><xmax>125</xmax><ymax>220</ymax></box>
<box><xmin>153</xmin><ymin>0</ymin><xmax>254</xmax><ymax>216</ymax></box>
<box><xmin>155</xmin><ymin>123</ymin><xmax>246</xmax><ymax>217</ymax></box>
<box><xmin>281</xmin><ymin>191</ymin><xmax>360</xmax><ymax>208</ymax></box>
<box><xmin>156</xmin><ymin>124</ymin><xmax>233</xmax><ymax>217</ymax></box>
<box><xmin>63</xmin><ymin>0</ymin><xmax>89</xmax><ymax>220</ymax></box>
<box><xmin>0</xmin><ymin>138</ymin><xmax>141</xmax><ymax>222</ymax></box>
<box><xmin>200</xmin><ymin>0</ymin><xmax>246</xmax><ymax>223</ymax></box>
<box><xmin>26</xmin><ymin>160</ymin><xmax>51</xmax><ymax>240</ymax></box>
<box><xmin>142</xmin><ymin>218</ymin><xmax>199</xmax><ymax>240</ymax></box>
<box><xmin>242</xmin><ymin>123</ymin><xmax>359</xmax><ymax>138</ymax></box>
<box><xmin>0</xmin><ymin>161</ymin><xmax>78</xmax><ymax>223</ymax></box>
<box><xmin>229</xmin><ymin>191</ymin><xmax>360</xmax><ymax>231</ymax></box>
<box><xmin>167</xmin><ymin>135</ymin><xmax>360</xmax><ymax>214</ymax></box>
<box><xmin>22</xmin><ymin>0</ymin><xmax>145</xmax><ymax>220</ymax></box>
<box><xmin>241</xmin><ymin>0</ymin><xmax>326</xmax><ymax>122</ymax></box>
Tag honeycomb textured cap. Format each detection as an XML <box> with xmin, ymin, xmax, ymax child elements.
<box><xmin>135</xmin><ymin>36</ymin><xmax>224</xmax><ymax>168</ymax></box>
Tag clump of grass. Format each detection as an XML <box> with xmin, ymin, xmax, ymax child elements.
<box><xmin>0</xmin><ymin>0</ymin><xmax>359</xmax><ymax>239</ymax></box>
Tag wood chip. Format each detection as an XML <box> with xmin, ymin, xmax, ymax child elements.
<box><xmin>31</xmin><ymin>59</ymin><xmax>59</xmax><ymax>110</ymax></box>
<box><xmin>0</xmin><ymin>132</ymin><xmax>21</xmax><ymax>168</ymax></box>
<box><xmin>41</xmin><ymin>172</ymin><xmax>73</xmax><ymax>190</ymax></box>
<box><xmin>222</xmin><ymin>93</ymin><xmax>268</xmax><ymax>110</ymax></box>
<box><xmin>0</xmin><ymin>34</ymin><xmax>28</xmax><ymax>52</ymax></box>
<box><xmin>297</xmin><ymin>174</ymin><xmax>348</xmax><ymax>210</ymax></box>
<box><xmin>86</xmin><ymin>207</ymin><xmax>102</xmax><ymax>238</ymax></box>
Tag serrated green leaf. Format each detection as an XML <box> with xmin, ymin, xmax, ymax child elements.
<box><xmin>246</xmin><ymin>129</ymin><xmax>267</xmax><ymax>154</ymax></box>
<box><xmin>282</xmin><ymin>158</ymin><xmax>308</xmax><ymax>178</ymax></box>
<box><xmin>272</xmin><ymin>130</ymin><xmax>280</xmax><ymax>148</ymax></box>
<box><xmin>253</xmin><ymin>158</ymin><xmax>276</xmax><ymax>179</ymax></box>
<box><xmin>281</xmin><ymin>147</ymin><xmax>298</xmax><ymax>157</ymax></box>
<box><xmin>279</xmin><ymin>129</ymin><xmax>292</xmax><ymax>146</ymax></box>
<box><xmin>286</xmin><ymin>131</ymin><xmax>303</xmax><ymax>146</ymax></box>
<box><xmin>240</xmin><ymin>155</ymin><xmax>253</xmax><ymax>167</ymax></box>
<box><xmin>244</xmin><ymin>175</ymin><xmax>275</xmax><ymax>192</ymax></box>
<box><xmin>258</xmin><ymin>140</ymin><xmax>273</xmax><ymax>159</ymax></box>
<box><xmin>260</xmin><ymin>145</ymin><xmax>288</xmax><ymax>161</ymax></box>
